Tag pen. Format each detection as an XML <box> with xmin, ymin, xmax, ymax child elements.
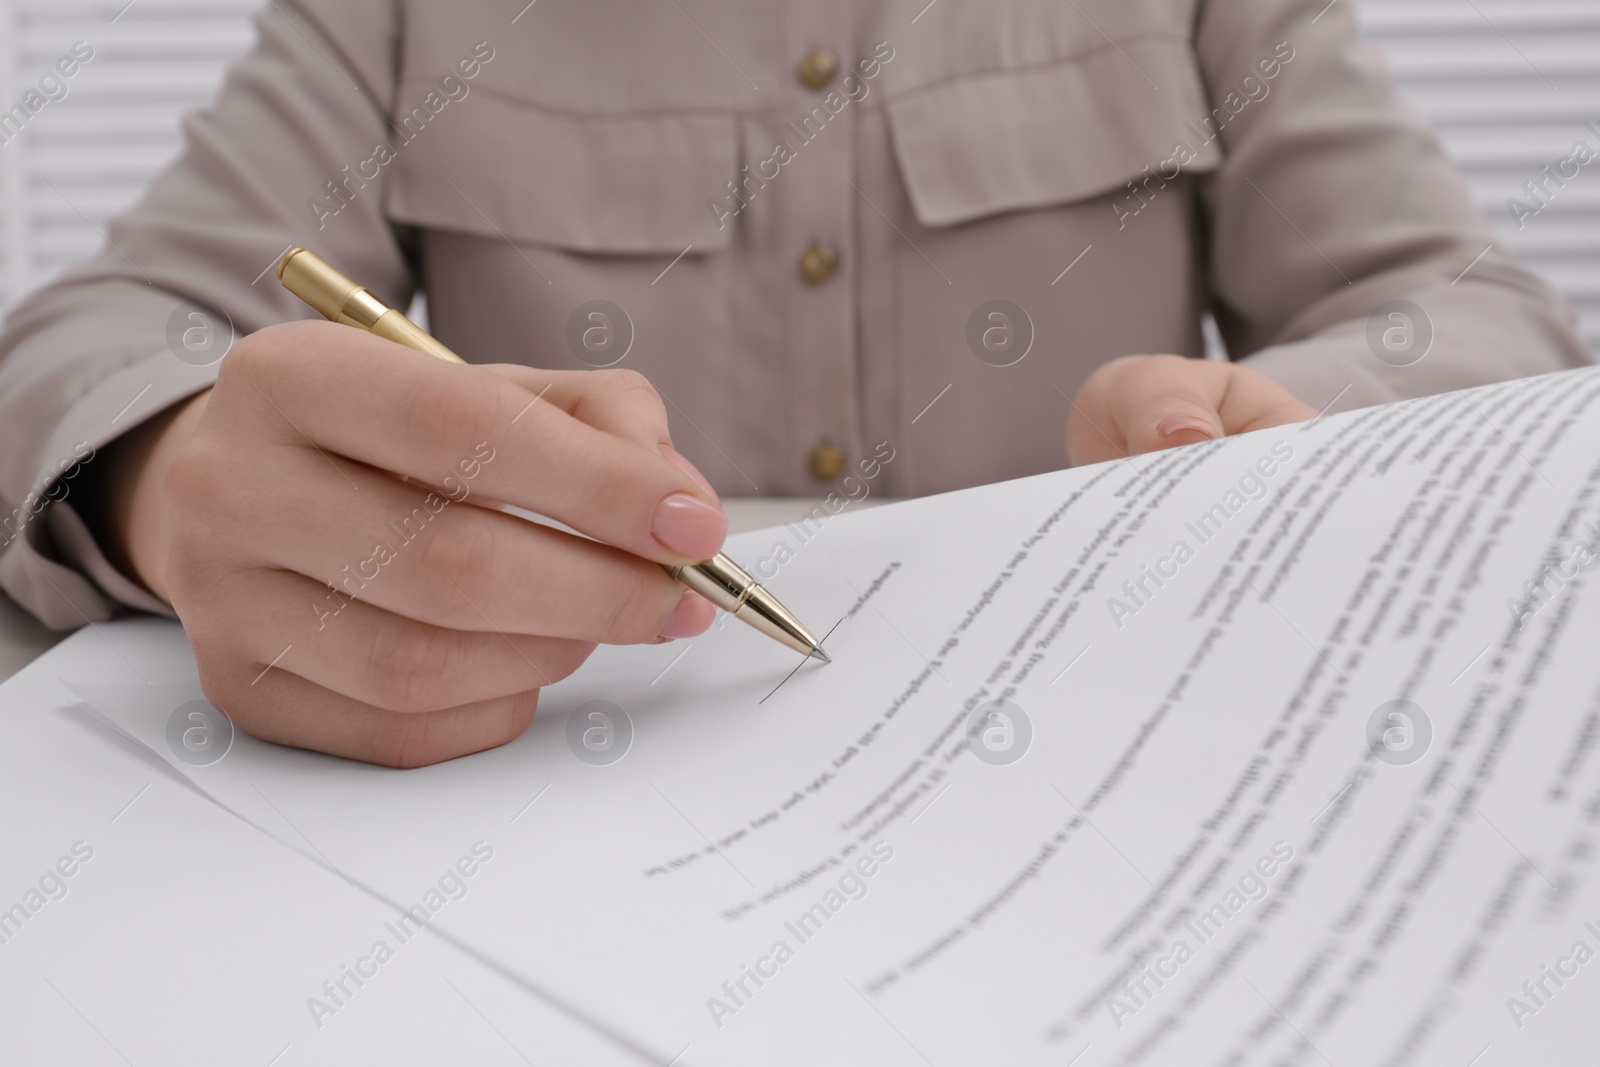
<box><xmin>275</xmin><ymin>247</ymin><xmax>831</xmax><ymax>663</ymax></box>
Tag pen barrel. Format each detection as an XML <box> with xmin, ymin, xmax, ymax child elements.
<box><xmin>668</xmin><ymin>555</ymin><xmax>819</xmax><ymax>657</ymax></box>
<box><xmin>668</xmin><ymin>554</ymin><xmax>759</xmax><ymax>615</ymax></box>
<box><xmin>369</xmin><ymin>309</ymin><xmax>466</xmax><ymax>364</ymax></box>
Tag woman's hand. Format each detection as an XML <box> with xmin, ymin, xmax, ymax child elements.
<box><xmin>112</xmin><ymin>320</ymin><xmax>724</xmax><ymax>767</ymax></box>
<box><xmin>1067</xmin><ymin>355</ymin><xmax>1316</xmax><ymax>466</ymax></box>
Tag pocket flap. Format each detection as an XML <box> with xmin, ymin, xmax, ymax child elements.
<box><xmin>886</xmin><ymin>35</ymin><xmax>1223</xmax><ymax>228</ymax></box>
<box><xmin>385</xmin><ymin>85</ymin><xmax>740</xmax><ymax>253</ymax></box>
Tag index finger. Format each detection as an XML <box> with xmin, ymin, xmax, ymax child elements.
<box><xmin>228</xmin><ymin>321</ymin><xmax>727</xmax><ymax>564</ymax></box>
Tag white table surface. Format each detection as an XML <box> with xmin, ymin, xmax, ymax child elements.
<box><xmin>0</xmin><ymin>498</ymin><xmax>890</xmax><ymax>685</ymax></box>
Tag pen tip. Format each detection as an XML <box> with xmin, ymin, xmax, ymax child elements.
<box><xmin>810</xmin><ymin>647</ymin><xmax>832</xmax><ymax>664</ymax></box>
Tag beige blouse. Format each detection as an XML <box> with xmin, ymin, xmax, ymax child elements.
<box><xmin>0</xmin><ymin>0</ymin><xmax>1590</xmax><ymax>629</ymax></box>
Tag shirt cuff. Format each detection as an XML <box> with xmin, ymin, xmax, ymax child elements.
<box><xmin>0</xmin><ymin>348</ymin><xmax>214</xmax><ymax>629</ymax></box>
<box><xmin>1238</xmin><ymin>325</ymin><xmax>1408</xmax><ymax>419</ymax></box>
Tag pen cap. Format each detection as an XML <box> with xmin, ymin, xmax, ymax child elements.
<box><xmin>278</xmin><ymin>247</ymin><xmax>389</xmax><ymax>330</ymax></box>
<box><xmin>278</xmin><ymin>247</ymin><xmax>464</xmax><ymax>364</ymax></box>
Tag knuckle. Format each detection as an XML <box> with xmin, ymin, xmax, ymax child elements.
<box><xmin>193</xmin><ymin>651</ymin><xmax>257</xmax><ymax>736</ymax></box>
<box><xmin>543</xmin><ymin>640</ymin><xmax>596</xmax><ymax>685</ymax></box>
<box><xmin>599</xmin><ymin>564</ymin><xmax>675</xmax><ymax>644</ymax></box>
<box><xmin>412</xmin><ymin>517</ymin><xmax>502</xmax><ymax>622</ymax></box>
<box><xmin>219</xmin><ymin>320</ymin><xmax>312</xmax><ymax>391</ymax></box>
<box><xmin>596</xmin><ymin>368</ymin><xmax>666</xmax><ymax>419</ymax></box>
<box><xmin>598</xmin><ymin>367</ymin><xmax>658</xmax><ymax>401</ymax></box>
<box><xmin>401</xmin><ymin>377</ymin><xmax>500</xmax><ymax>465</ymax></box>
<box><xmin>478</xmin><ymin>691</ymin><xmax>541</xmax><ymax>752</ymax></box>
<box><xmin>191</xmin><ymin>644</ymin><xmax>233</xmax><ymax>704</ymax></box>
<box><xmin>365</xmin><ymin>716</ymin><xmax>432</xmax><ymax>769</ymax></box>
<box><xmin>369</xmin><ymin>692</ymin><xmax>539</xmax><ymax>769</ymax></box>
<box><xmin>365</xmin><ymin>616</ymin><xmax>457</xmax><ymax>712</ymax></box>
<box><xmin>503</xmin><ymin>689</ymin><xmax>541</xmax><ymax>737</ymax></box>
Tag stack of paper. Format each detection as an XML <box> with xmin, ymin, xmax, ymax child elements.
<box><xmin>3</xmin><ymin>366</ymin><xmax>1599</xmax><ymax>1065</ymax></box>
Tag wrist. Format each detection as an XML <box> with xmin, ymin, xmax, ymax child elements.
<box><xmin>99</xmin><ymin>388</ymin><xmax>212</xmax><ymax>603</ymax></box>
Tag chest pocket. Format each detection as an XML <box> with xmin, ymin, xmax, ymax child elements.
<box><xmin>383</xmin><ymin>78</ymin><xmax>740</xmax><ymax>254</ymax></box>
<box><xmin>375</xmin><ymin>67</ymin><xmax>748</xmax><ymax>491</ymax></box>
<box><xmin>884</xmin><ymin>32</ymin><xmax>1223</xmax><ymax>228</ymax></box>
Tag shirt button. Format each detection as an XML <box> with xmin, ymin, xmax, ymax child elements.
<box><xmin>808</xmin><ymin>443</ymin><xmax>846</xmax><ymax>482</ymax></box>
<box><xmin>798</xmin><ymin>243</ymin><xmax>838</xmax><ymax>285</ymax></box>
<box><xmin>797</xmin><ymin>48</ymin><xmax>840</xmax><ymax>90</ymax></box>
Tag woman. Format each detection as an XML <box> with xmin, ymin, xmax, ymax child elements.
<box><xmin>0</xmin><ymin>0</ymin><xmax>1587</xmax><ymax>764</ymax></box>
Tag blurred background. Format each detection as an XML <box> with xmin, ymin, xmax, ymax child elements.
<box><xmin>2</xmin><ymin>0</ymin><xmax>1600</xmax><ymax>352</ymax></box>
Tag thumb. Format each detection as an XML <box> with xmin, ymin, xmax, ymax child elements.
<box><xmin>1126</xmin><ymin>398</ymin><xmax>1224</xmax><ymax>454</ymax></box>
<box><xmin>1109</xmin><ymin>356</ymin><xmax>1233</xmax><ymax>455</ymax></box>
<box><xmin>1103</xmin><ymin>358</ymin><xmax>1227</xmax><ymax>454</ymax></box>
<box><xmin>1067</xmin><ymin>355</ymin><xmax>1227</xmax><ymax>464</ymax></box>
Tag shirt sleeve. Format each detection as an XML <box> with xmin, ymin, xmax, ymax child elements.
<box><xmin>1193</xmin><ymin>0</ymin><xmax>1593</xmax><ymax>414</ymax></box>
<box><xmin>0</xmin><ymin>0</ymin><xmax>409</xmax><ymax>629</ymax></box>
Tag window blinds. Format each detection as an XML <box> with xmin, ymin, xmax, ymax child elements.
<box><xmin>1354</xmin><ymin>0</ymin><xmax>1600</xmax><ymax>349</ymax></box>
<box><xmin>0</xmin><ymin>0</ymin><xmax>257</xmax><ymax>309</ymax></box>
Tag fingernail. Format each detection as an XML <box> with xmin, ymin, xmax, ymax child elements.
<box><xmin>658</xmin><ymin>591</ymin><xmax>716</xmax><ymax>640</ymax></box>
<box><xmin>652</xmin><ymin>492</ymin><xmax>728</xmax><ymax>559</ymax></box>
<box><xmin>1155</xmin><ymin>415</ymin><xmax>1220</xmax><ymax>444</ymax></box>
<box><xmin>660</xmin><ymin>444</ymin><xmax>719</xmax><ymax>504</ymax></box>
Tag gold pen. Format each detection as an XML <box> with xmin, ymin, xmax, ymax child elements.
<box><xmin>276</xmin><ymin>247</ymin><xmax>831</xmax><ymax>663</ymax></box>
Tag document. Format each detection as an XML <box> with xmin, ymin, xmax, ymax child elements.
<box><xmin>6</xmin><ymin>365</ymin><xmax>1600</xmax><ymax>1065</ymax></box>
<box><xmin>0</xmin><ymin>658</ymin><xmax>654</xmax><ymax>1065</ymax></box>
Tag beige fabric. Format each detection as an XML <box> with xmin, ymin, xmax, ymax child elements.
<box><xmin>0</xmin><ymin>0</ymin><xmax>1590</xmax><ymax>629</ymax></box>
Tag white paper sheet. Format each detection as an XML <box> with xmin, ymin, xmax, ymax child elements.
<box><xmin>6</xmin><ymin>366</ymin><xmax>1600</xmax><ymax>1065</ymax></box>
<box><xmin>0</xmin><ymin>657</ymin><xmax>665</xmax><ymax>1065</ymax></box>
